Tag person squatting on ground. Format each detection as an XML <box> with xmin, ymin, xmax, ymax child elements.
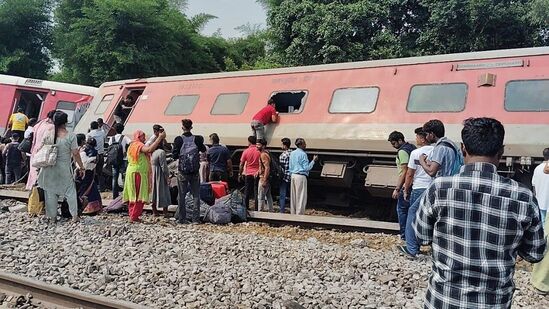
<box><xmin>38</xmin><ymin>111</ymin><xmax>85</xmax><ymax>222</ymax></box>
<box><xmin>278</xmin><ymin>138</ymin><xmax>292</xmax><ymax>213</ymax></box>
<box><xmin>414</xmin><ymin>117</ymin><xmax>546</xmax><ymax>309</ymax></box>
<box><xmin>257</xmin><ymin>139</ymin><xmax>273</xmax><ymax>212</ymax></box>
<box><xmin>419</xmin><ymin>119</ymin><xmax>462</xmax><ymax>178</ymax></box>
<box><xmin>251</xmin><ymin>99</ymin><xmax>278</xmax><ymax>141</ymax></box>
<box><xmin>289</xmin><ymin>138</ymin><xmax>318</xmax><ymax>215</ymax></box>
<box><xmin>532</xmin><ymin>147</ymin><xmax>549</xmax><ymax>224</ymax></box>
<box><xmin>387</xmin><ymin>131</ymin><xmax>416</xmax><ymax>240</ymax></box>
<box><xmin>107</xmin><ymin>123</ymin><xmax>132</xmax><ymax>199</ymax></box>
<box><xmin>239</xmin><ymin>135</ymin><xmax>260</xmax><ymax>210</ymax></box>
<box><xmin>2</xmin><ymin>133</ymin><xmax>25</xmax><ymax>184</ymax></box>
<box><xmin>172</xmin><ymin>119</ymin><xmax>206</xmax><ymax>224</ymax></box>
<box><xmin>399</xmin><ymin>127</ymin><xmax>433</xmax><ymax>258</ymax></box>
<box><xmin>123</xmin><ymin>129</ymin><xmax>166</xmax><ymax>223</ymax></box>
<box><xmin>206</xmin><ymin>133</ymin><xmax>233</xmax><ymax>182</ymax></box>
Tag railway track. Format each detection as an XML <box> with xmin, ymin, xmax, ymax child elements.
<box><xmin>0</xmin><ymin>271</ymin><xmax>148</xmax><ymax>309</ymax></box>
<box><xmin>0</xmin><ymin>188</ymin><xmax>399</xmax><ymax>233</ymax></box>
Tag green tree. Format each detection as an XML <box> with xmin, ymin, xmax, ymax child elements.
<box><xmin>53</xmin><ymin>0</ymin><xmax>222</xmax><ymax>86</ymax></box>
<box><xmin>0</xmin><ymin>0</ymin><xmax>53</xmax><ymax>78</ymax></box>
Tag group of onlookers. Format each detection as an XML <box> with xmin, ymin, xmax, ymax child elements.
<box><xmin>389</xmin><ymin>117</ymin><xmax>549</xmax><ymax>307</ymax></box>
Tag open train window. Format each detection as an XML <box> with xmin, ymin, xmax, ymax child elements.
<box><xmin>95</xmin><ymin>94</ymin><xmax>114</xmax><ymax>115</ymax></box>
<box><xmin>164</xmin><ymin>95</ymin><xmax>200</xmax><ymax>115</ymax></box>
<box><xmin>505</xmin><ymin>79</ymin><xmax>549</xmax><ymax>111</ymax></box>
<box><xmin>407</xmin><ymin>83</ymin><xmax>467</xmax><ymax>112</ymax></box>
<box><xmin>211</xmin><ymin>93</ymin><xmax>249</xmax><ymax>115</ymax></box>
<box><xmin>270</xmin><ymin>91</ymin><xmax>307</xmax><ymax>113</ymax></box>
<box><xmin>329</xmin><ymin>87</ymin><xmax>379</xmax><ymax>113</ymax></box>
<box><xmin>56</xmin><ymin>101</ymin><xmax>76</xmax><ymax>128</ymax></box>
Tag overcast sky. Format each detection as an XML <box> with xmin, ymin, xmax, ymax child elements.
<box><xmin>187</xmin><ymin>0</ymin><xmax>267</xmax><ymax>38</ymax></box>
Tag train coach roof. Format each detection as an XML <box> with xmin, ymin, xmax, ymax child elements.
<box><xmin>0</xmin><ymin>74</ymin><xmax>97</xmax><ymax>96</ymax></box>
<box><xmin>101</xmin><ymin>46</ymin><xmax>549</xmax><ymax>87</ymax></box>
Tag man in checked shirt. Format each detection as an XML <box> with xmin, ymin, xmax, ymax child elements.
<box><xmin>414</xmin><ymin>117</ymin><xmax>546</xmax><ymax>309</ymax></box>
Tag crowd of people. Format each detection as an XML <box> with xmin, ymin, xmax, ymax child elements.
<box><xmin>388</xmin><ymin>117</ymin><xmax>549</xmax><ymax>306</ymax></box>
<box><xmin>3</xmin><ymin>101</ymin><xmax>549</xmax><ymax>307</ymax></box>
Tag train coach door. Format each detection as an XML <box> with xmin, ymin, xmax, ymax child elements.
<box><xmin>13</xmin><ymin>89</ymin><xmax>48</xmax><ymax>121</ymax></box>
<box><xmin>108</xmin><ymin>86</ymin><xmax>146</xmax><ymax>129</ymax></box>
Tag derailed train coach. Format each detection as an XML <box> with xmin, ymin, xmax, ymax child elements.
<box><xmin>75</xmin><ymin>47</ymin><xmax>549</xmax><ymax>216</ymax></box>
<box><xmin>0</xmin><ymin>74</ymin><xmax>98</xmax><ymax>134</ymax></box>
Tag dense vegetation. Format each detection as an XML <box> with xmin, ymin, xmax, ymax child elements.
<box><xmin>0</xmin><ymin>0</ymin><xmax>547</xmax><ymax>86</ymax></box>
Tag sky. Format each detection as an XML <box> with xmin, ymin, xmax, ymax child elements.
<box><xmin>187</xmin><ymin>0</ymin><xmax>267</xmax><ymax>38</ymax></box>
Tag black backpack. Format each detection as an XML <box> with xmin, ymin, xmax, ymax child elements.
<box><xmin>260</xmin><ymin>151</ymin><xmax>284</xmax><ymax>182</ymax></box>
<box><xmin>106</xmin><ymin>135</ymin><xmax>124</xmax><ymax>167</ymax></box>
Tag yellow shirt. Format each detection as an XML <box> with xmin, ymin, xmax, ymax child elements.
<box><xmin>9</xmin><ymin>112</ymin><xmax>28</xmax><ymax>131</ymax></box>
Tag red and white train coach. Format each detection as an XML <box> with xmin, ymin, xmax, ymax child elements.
<box><xmin>0</xmin><ymin>74</ymin><xmax>97</xmax><ymax>134</ymax></box>
<box><xmin>75</xmin><ymin>47</ymin><xmax>549</xmax><ymax>209</ymax></box>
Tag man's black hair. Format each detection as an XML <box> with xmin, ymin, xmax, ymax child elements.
<box><xmin>47</xmin><ymin>110</ymin><xmax>56</xmax><ymax>120</ymax></box>
<box><xmin>17</xmin><ymin>107</ymin><xmax>24</xmax><ymax>113</ymax></box>
<box><xmin>181</xmin><ymin>119</ymin><xmax>193</xmax><ymax>130</ymax></box>
<box><xmin>153</xmin><ymin>124</ymin><xmax>162</xmax><ymax>132</ymax></box>
<box><xmin>295</xmin><ymin>138</ymin><xmax>306</xmax><ymax>148</ymax></box>
<box><xmin>114</xmin><ymin>122</ymin><xmax>125</xmax><ymax>134</ymax></box>
<box><xmin>86</xmin><ymin>136</ymin><xmax>97</xmax><ymax>148</ymax></box>
<box><xmin>209</xmin><ymin>133</ymin><xmax>220</xmax><ymax>144</ymax></box>
<box><xmin>28</xmin><ymin>118</ymin><xmax>37</xmax><ymax>127</ymax></box>
<box><xmin>97</xmin><ymin>118</ymin><xmax>104</xmax><ymax>124</ymax></box>
<box><xmin>248</xmin><ymin>135</ymin><xmax>256</xmax><ymax>145</ymax></box>
<box><xmin>90</xmin><ymin>121</ymin><xmax>99</xmax><ymax>130</ymax></box>
<box><xmin>461</xmin><ymin>117</ymin><xmax>505</xmax><ymax>157</ymax></box>
<box><xmin>543</xmin><ymin>148</ymin><xmax>549</xmax><ymax>161</ymax></box>
<box><xmin>387</xmin><ymin>131</ymin><xmax>405</xmax><ymax>142</ymax></box>
<box><xmin>414</xmin><ymin>127</ymin><xmax>427</xmax><ymax>138</ymax></box>
<box><xmin>11</xmin><ymin>132</ymin><xmax>20</xmax><ymax>140</ymax></box>
<box><xmin>423</xmin><ymin>119</ymin><xmax>445</xmax><ymax>138</ymax></box>
<box><xmin>76</xmin><ymin>133</ymin><xmax>86</xmax><ymax>147</ymax></box>
<box><xmin>257</xmin><ymin>138</ymin><xmax>267</xmax><ymax>146</ymax></box>
<box><xmin>281</xmin><ymin>137</ymin><xmax>291</xmax><ymax>148</ymax></box>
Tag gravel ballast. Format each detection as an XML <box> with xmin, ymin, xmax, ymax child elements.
<box><xmin>0</xmin><ymin>211</ymin><xmax>547</xmax><ymax>308</ymax></box>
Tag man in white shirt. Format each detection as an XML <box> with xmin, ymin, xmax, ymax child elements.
<box><xmin>87</xmin><ymin>121</ymin><xmax>106</xmax><ymax>190</ymax></box>
<box><xmin>532</xmin><ymin>148</ymin><xmax>549</xmax><ymax>224</ymax></box>
<box><xmin>108</xmin><ymin>123</ymin><xmax>132</xmax><ymax>198</ymax></box>
<box><xmin>399</xmin><ymin>127</ymin><xmax>434</xmax><ymax>258</ymax></box>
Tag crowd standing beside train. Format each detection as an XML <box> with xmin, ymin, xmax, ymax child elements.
<box><xmin>3</xmin><ymin>103</ymin><xmax>549</xmax><ymax>306</ymax></box>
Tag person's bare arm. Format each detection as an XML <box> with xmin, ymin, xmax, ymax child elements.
<box><xmin>71</xmin><ymin>148</ymin><xmax>85</xmax><ymax>170</ymax></box>
<box><xmin>271</xmin><ymin>112</ymin><xmax>279</xmax><ymax>123</ymax></box>
<box><xmin>262</xmin><ymin>153</ymin><xmax>271</xmax><ymax>184</ymax></box>
<box><xmin>227</xmin><ymin>159</ymin><xmax>233</xmax><ymax>177</ymax></box>
<box><xmin>419</xmin><ymin>154</ymin><xmax>440</xmax><ymax>177</ymax></box>
<box><xmin>403</xmin><ymin>167</ymin><xmax>415</xmax><ymax>201</ymax></box>
<box><xmin>392</xmin><ymin>164</ymin><xmax>408</xmax><ymax>199</ymax></box>
<box><xmin>141</xmin><ymin>132</ymin><xmax>165</xmax><ymax>153</ymax></box>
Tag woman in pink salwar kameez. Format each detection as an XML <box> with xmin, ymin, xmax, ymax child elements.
<box><xmin>26</xmin><ymin>110</ymin><xmax>56</xmax><ymax>190</ymax></box>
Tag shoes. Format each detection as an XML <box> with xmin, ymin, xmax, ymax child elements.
<box><xmin>398</xmin><ymin>245</ymin><xmax>417</xmax><ymax>260</ymax></box>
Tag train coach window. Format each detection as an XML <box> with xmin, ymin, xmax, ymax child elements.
<box><xmin>505</xmin><ymin>80</ymin><xmax>549</xmax><ymax>111</ymax></box>
<box><xmin>211</xmin><ymin>93</ymin><xmax>249</xmax><ymax>115</ymax></box>
<box><xmin>329</xmin><ymin>87</ymin><xmax>379</xmax><ymax>113</ymax></box>
<box><xmin>95</xmin><ymin>94</ymin><xmax>114</xmax><ymax>115</ymax></box>
<box><xmin>407</xmin><ymin>83</ymin><xmax>467</xmax><ymax>112</ymax></box>
<box><xmin>164</xmin><ymin>95</ymin><xmax>199</xmax><ymax>115</ymax></box>
<box><xmin>270</xmin><ymin>91</ymin><xmax>307</xmax><ymax>113</ymax></box>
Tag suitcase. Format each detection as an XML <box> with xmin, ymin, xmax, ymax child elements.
<box><xmin>209</xmin><ymin>181</ymin><xmax>229</xmax><ymax>199</ymax></box>
<box><xmin>200</xmin><ymin>183</ymin><xmax>215</xmax><ymax>206</ymax></box>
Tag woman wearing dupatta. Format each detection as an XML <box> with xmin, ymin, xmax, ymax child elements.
<box><xmin>123</xmin><ymin>130</ymin><xmax>165</xmax><ymax>222</ymax></box>
<box><xmin>26</xmin><ymin>110</ymin><xmax>56</xmax><ymax>190</ymax></box>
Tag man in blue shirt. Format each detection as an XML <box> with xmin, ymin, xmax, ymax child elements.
<box><xmin>289</xmin><ymin>138</ymin><xmax>318</xmax><ymax>215</ymax></box>
<box><xmin>206</xmin><ymin>133</ymin><xmax>233</xmax><ymax>181</ymax></box>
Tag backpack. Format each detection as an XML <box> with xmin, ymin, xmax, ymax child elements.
<box><xmin>200</xmin><ymin>182</ymin><xmax>215</xmax><ymax>206</ymax></box>
<box><xmin>178</xmin><ymin>135</ymin><xmax>200</xmax><ymax>174</ymax></box>
<box><xmin>439</xmin><ymin>141</ymin><xmax>464</xmax><ymax>176</ymax></box>
<box><xmin>5</xmin><ymin>142</ymin><xmax>22</xmax><ymax>167</ymax></box>
<box><xmin>260</xmin><ymin>151</ymin><xmax>284</xmax><ymax>182</ymax></box>
<box><xmin>106</xmin><ymin>135</ymin><xmax>124</xmax><ymax>167</ymax></box>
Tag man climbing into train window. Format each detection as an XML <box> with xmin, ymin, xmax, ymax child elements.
<box><xmin>419</xmin><ymin>119</ymin><xmax>463</xmax><ymax>178</ymax></box>
<box><xmin>250</xmin><ymin>99</ymin><xmax>279</xmax><ymax>141</ymax></box>
<box><xmin>399</xmin><ymin>127</ymin><xmax>433</xmax><ymax>259</ymax></box>
<box><xmin>387</xmin><ymin>131</ymin><xmax>416</xmax><ymax>241</ymax></box>
<box><xmin>172</xmin><ymin>119</ymin><xmax>206</xmax><ymax>224</ymax></box>
<box><xmin>414</xmin><ymin>117</ymin><xmax>546</xmax><ymax>309</ymax></box>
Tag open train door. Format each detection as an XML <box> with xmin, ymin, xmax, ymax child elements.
<box><xmin>13</xmin><ymin>89</ymin><xmax>48</xmax><ymax>121</ymax></box>
<box><xmin>105</xmin><ymin>83</ymin><xmax>147</xmax><ymax>134</ymax></box>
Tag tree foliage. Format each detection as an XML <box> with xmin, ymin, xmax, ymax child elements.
<box><xmin>0</xmin><ymin>0</ymin><xmax>53</xmax><ymax>78</ymax></box>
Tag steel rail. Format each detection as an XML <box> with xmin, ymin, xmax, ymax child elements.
<box><xmin>0</xmin><ymin>271</ymin><xmax>149</xmax><ymax>309</ymax></box>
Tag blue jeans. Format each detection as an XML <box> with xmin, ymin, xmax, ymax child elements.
<box><xmin>279</xmin><ymin>180</ymin><xmax>289</xmax><ymax>213</ymax></box>
<box><xmin>396</xmin><ymin>189</ymin><xmax>410</xmax><ymax>240</ymax></box>
<box><xmin>405</xmin><ymin>188</ymin><xmax>426</xmax><ymax>255</ymax></box>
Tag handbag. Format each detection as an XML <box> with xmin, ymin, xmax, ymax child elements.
<box><xmin>28</xmin><ymin>186</ymin><xmax>45</xmax><ymax>215</ymax></box>
<box><xmin>32</xmin><ymin>144</ymin><xmax>58</xmax><ymax>168</ymax></box>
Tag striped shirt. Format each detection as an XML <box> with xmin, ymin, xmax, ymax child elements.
<box><xmin>414</xmin><ymin>162</ymin><xmax>546</xmax><ymax>309</ymax></box>
<box><xmin>279</xmin><ymin>149</ymin><xmax>291</xmax><ymax>183</ymax></box>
